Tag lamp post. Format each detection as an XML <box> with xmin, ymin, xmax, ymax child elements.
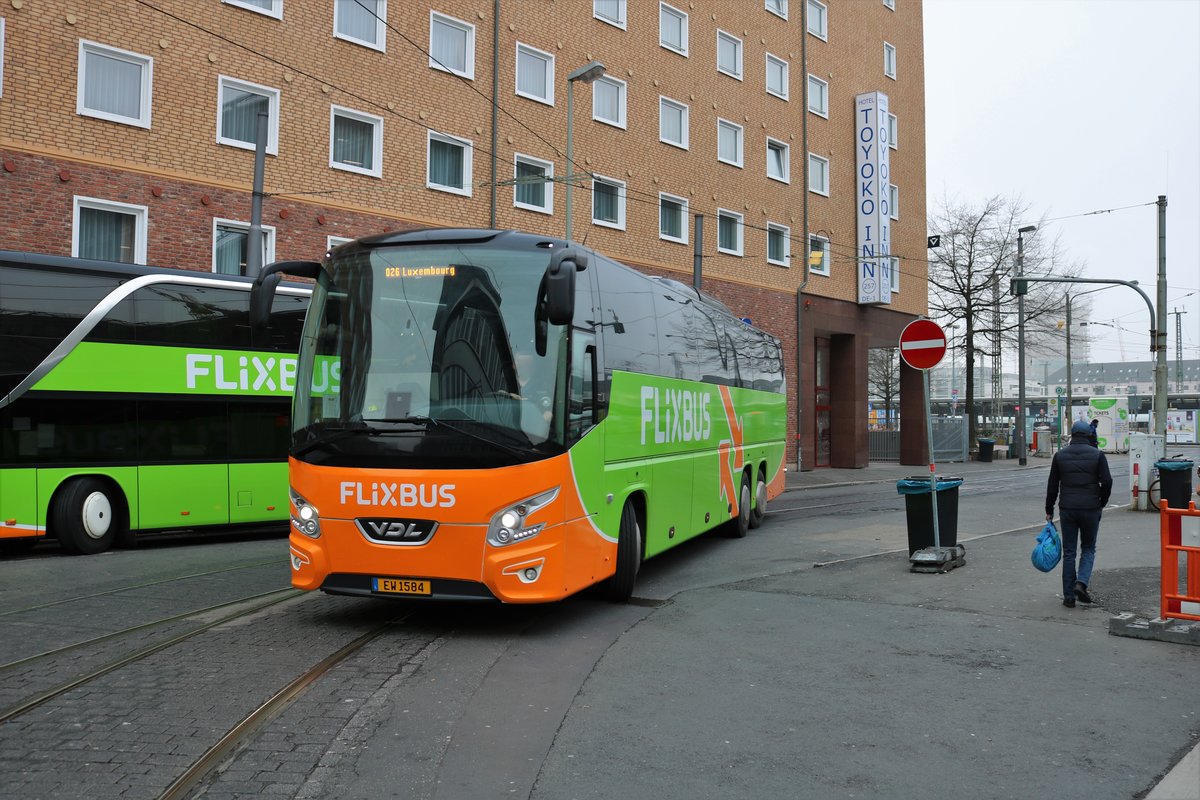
<box><xmin>1016</xmin><ymin>224</ymin><xmax>1036</xmax><ymax>465</ymax></box>
<box><xmin>564</xmin><ymin>61</ymin><xmax>606</xmax><ymax>242</ymax></box>
<box><xmin>1065</xmin><ymin>282</ymin><xmax>1132</xmax><ymax>431</ymax></box>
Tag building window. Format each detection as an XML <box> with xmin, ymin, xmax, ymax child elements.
<box><xmin>217</xmin><ymin>76</ymin><xmax>279</xmax><ymax>154</ymax></box>
<box><xmin>593</xmin><ymin>76</ymin><xmax>626</xmax><ymax>128</ymax></box>
<box><xmin>427</xmin><ymin>131</ymin><xmax>473</xmax><ymax>196</ymax></box>
<box><xmin>884</xmin><ymin>41</ymin><xmax>897</xmax><ymax>79</ymax></box>
<box><xmin>594</xmin><ymin>0</ymin><xmax>626</xmax><ymax>29</ymax></box>
<box><xmin>77</xmin><ymin>41</ymin><xmax>153</xmax><ymax>129</ymax></box>
<box><xmin>808</xmin><ymin>153</ymin><xmax>829</xmax><ymax>195</ymax></box>
<box><xmin>223</xmin><ymin>0</ymin><xmax>282</xmax><ymax>18</ymax></box>
<box><xmin>659</xmin><ymin>97</ymin><xmax>689</xmax><ymax>149</ymax></box>
<box><xmin>429</xmin><ymin>11</ymin><xmax>475</xmax><ymax>79</ymax></box>
<box><xmin>888</xmin><ymin>184</ymin><xmax>899</xmax><ymax>220</ymax></box>
<box><xmin>808</xmin><ymin>234</ymin><xmax>831</xmax><ymax>276</ymax></box>
<box><xmin>1</xmin><ymin>19</ymin><xmax>6</xmax><ymax>98</ymax></box>
<box><xmin>889</xmin><ymin>256</ymin><xmax>900</xmax><ymax>292</ymax></box>
<box><xmin>72</xmin><ymin>197</ymin><xmax>148</xmax><ymax>264</ymax></box>
<box><xmin>767</xmin><ymin>223</ymin><xmax>790</xmax><ymax>267</ymax></box>
<box><xmin>327</xmin><ymin>235</ymin><xmax>353</xmax><ymax>252</ymax></box>
<box><xmin>808</xmin><ymin>74</ymin><xmax>828</xmax><ymax>117</ymax></box>
<box><xmin>513</xmin><ymin>153</ymin><xmax>553</xmax><ymax>214</ymax></box>
<box><xmin>887</xmin><ymin>112</ymin><xmax>898</xmax><ymax>149</ymax></box>
<box><xmin>766</xmin><ymin>54</ymin><xmax>789</xmax><ymax>99</ymax></box>
<box><xmin>660</xmin><ymin>3</ymin><xmax>688</xmax><ymax>55</ymax></box>
<box><xmin>515</xmin><ymin>43</ymin><xmax>554</xmax><ymax>105</ymax></box>
<box><xmin>716</xmin><ymin>30</ymin><xmax>743</xmax><ymax>79</ymax></box>
<box><xmin>213</xmin><ymin>218</ymin><xmax>275</xmax><ymax>276</ymax></box>
<box><xmin>330</xmin><ymin>106</ymin><xmax>383</xmax><ymax>177</ymax></box>
<box><xmin>592</xmin><ymin>175</ymin><xmax>626</xmax><ymax>230</ymax></box>
<box><xmin>659</xmin><ymin>193</ymin><xmax>688</xmax><ymax>244</ymax></box>
<box><xmin>807</xmin><ymin>0</ymin><xmax>827</xmax><ymax>40</ymax></box>
<box><xmin>335</xmin><ymin>0</ymin><xmax>385</xmax><ymax>51</ymax></box>
<box><xmin>767</xmin><ymin>138</ymin><xmax>790</xmax><ymax>183</ymax></box>
<box><xmin>883</xmin><ymin>0</ymin><xmax>895</xmax><ymax>9</ymax></box>
<box><xmin>717</xmin><ymin>209</ymin><xmax>743</xmax><ymax>256</ymax></box>
<box><xmin>717</xmin><ymin>119</ymin><xmax>743</xmax><ymax>167</ymax></box>
<box><xmin>766</xmin><ymin>0</ymin><xmax>788</xmax><ymax>19</ymax></box>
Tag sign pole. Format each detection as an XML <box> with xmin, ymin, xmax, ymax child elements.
<box><xmin>925</xmin><ymin>368</ymin><xmax>940</xmax><ymax>549</ymax></box>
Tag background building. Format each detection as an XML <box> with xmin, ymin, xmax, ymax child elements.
<box><xmin>0</xmin><ymin>0</ymin><xmax>928</xmax><ymax>469</ymax></box>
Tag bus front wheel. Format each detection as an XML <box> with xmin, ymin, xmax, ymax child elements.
<box><xmin>606</xmin><ymin>500</ymin><xmax>642</xmax><ymax>602</ymax></box>
<box><xmin>51</xmin><ymin>478</ymin><xmax>124</xmax><ymax>555</ymax></box>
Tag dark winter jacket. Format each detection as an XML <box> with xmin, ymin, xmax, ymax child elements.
<box><xmin>1045</xmin><ymin>433</ymin><xmax>1113</xmax><ymax>515</ymax></box>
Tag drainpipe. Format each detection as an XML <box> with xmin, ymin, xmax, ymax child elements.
<box><xmin>795</xmin><ymin>0</ymin><xmax>810</xmax><ymax>472</ymax></box>
<box><xmin>488</xmin><ymin>0</ymin><xmax>500</xmax><ymax>228</ymax></box>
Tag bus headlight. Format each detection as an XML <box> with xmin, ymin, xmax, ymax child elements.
<box><xmin>487</xmin><ymin>487</ymin><xmax>559</xmax><ymax>547</ymax></box>
<box><xmin>290</xmin><ymin>488</ymin><xmax>322</xmax><ymax>538</ymax></box>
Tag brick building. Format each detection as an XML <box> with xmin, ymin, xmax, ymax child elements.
<box><xmin>0</xmin><ymin>0</ymin><xmax>929</xmax><ymax>469</ymax></box>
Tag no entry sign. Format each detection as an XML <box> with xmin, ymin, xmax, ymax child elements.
<box><xmin>898</xmin><ymin>319</ymin><xmax>947</xmax><ymax>371</ymax></box>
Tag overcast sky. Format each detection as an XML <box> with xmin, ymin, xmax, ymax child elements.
<box><xmin>923</xmin><ymin>0</ymin><xmax>1200</xmax><ymax>366</ymax></box>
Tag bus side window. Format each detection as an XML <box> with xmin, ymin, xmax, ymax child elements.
<box><xmin>568</xmin><ymin>331</ymin><xmax>596</xmax><ymax>444</ymax></box>
<box><xmin>132</xmin><ymin>285</ymin><xmax>251</xmax><ymax>349</ymax></box>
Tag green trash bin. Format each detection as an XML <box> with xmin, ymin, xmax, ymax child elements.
<box><xmin>977</xmin><ymin>438</ymin><xmax>995</xmax><ymax>463</ymax></box>
<box><xmin>1155</xmin><ymin>459</ymin><xmax>1194</xmax><ymax>510</ymax></box>
<box><xmin>897</xmin><ymin>477</ymin><xmax>963</xmax><ymax>554</ymax></box>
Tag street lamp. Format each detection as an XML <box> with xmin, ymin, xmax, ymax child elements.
<box><xmin>1064</xmin><ymin>282</ymin><xmax>1133</xmax><ymax>431</ymax></box>
<box><xmin>564</xmin><ymin>60</ymin><xmax>606</xmax><ymax>242</ymax></box>
<box><xmin>1017</xmin><ymin>224</ymin><xmax>1037</xmax><ymax>465</ymax></box>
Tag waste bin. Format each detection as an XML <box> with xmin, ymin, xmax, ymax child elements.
<box><xmin>896</xmin><ymin>477</ymin><xmax>963</xmax><ymax>554</ymax></box>
<box><xmin>1155</xmin><ymin>459</ymin><xmax>1194</xmax><ymax>510</ymax></box>
<box><xmin>977</xmin><ymin>438</ymin><xmax>995</xmax><ymax>463</ymax></box>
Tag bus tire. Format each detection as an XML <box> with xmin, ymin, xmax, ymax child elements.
<box><xmin>749</xmin><ymin>467</ymin><xmax>767</xmax><ymax>529</ymax></box>
<box><xmin>51</xmin><ymin>478</ymin><xmax>123</xmax><ymax>555</ymax></box>
<box><xmin>606</xmin><ymin>500</ymin><xmax>642</xmax><ymax>602</ymax></box>
<box><xmin>726</xmin><ymin>471</ymin><xmax>752</xmax><ymax>539</ymax></box>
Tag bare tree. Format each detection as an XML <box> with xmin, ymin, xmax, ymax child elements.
<box><xmin>926</xmin><ymin>195</ymin><xmax>1083</xmax><ymax>446</ymax></box>
<box><xmin>867</xmin><ymin>347</ymin><xmax>900</xmax><ymax>429</ymax></box>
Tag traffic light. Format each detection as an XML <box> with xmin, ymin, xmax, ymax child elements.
<box><xmin>1010</xmin><ymin>277</ymin><xmax>1028</xmax><ymax>296</ymax></box>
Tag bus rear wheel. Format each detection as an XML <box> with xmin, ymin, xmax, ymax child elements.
<box><xmin>52</xmin><ymin>478</ymin><xmax>124</xmax><ymax>555</ymax></box>
<box><xmin>749</xmin><ymin>468</ymin><xmax>767</xmax><ymax>529</ymax></box>
<box><xmin>606</xmin><ymin>500</ymin><xmax>642</xmax><ymax>602</ymax></box>
<box><xmin>725</xmin><ymin>472</ymin><xmax>752</xmax><ymax>538</ymax></box>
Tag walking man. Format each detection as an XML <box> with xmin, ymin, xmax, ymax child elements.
<box><xmin>1045</xmin><ymin>419</ymin><xmax>1113</xmax><ymax>607</ymax></box>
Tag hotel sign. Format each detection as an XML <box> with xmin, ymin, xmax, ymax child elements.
<box><xmin>856</xmin><ymin>91</ymin><xmax>892</xmax><ymax>305</ymax></box>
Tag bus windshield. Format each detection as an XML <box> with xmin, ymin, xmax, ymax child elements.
<box><xmin>293</xmin><ymin>242</ymin><xmax>568</xmax><ymax>468</ymax></box>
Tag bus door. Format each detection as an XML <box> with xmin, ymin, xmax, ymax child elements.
<box><xmin>136</xmin><ymin>399</ymin><xmax>230</xmax><ymax>528</ymax></box>
<box><xmin>227</xmin><ymin>400</ymin><xmax>292</xmax><ymax>524</ymax></box>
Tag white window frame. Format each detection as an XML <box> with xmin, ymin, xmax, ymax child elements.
<box><xmin>767</xmin><ymin>223</ymin><xmax>790</xmax><ymax>267</ymax></box>
<box><xmin>429</xmin><ymin>11</ymin><xmax>475</xmax><ymax>80</ymax></box>
<box><xmin>716</xmin><ymin>209</ymin><xmax>743</xmax><ymax>256</ymax></box>
<box><xmin>884</xmin><ymin>41</ymin><xmax>897</xmax><ymax>79</ymax></box>
<box><xmin>889</xmin><ymin>256</ymin><xmax>900</xmax><ymax>292</ymax></box>
<box><xmin>888</xmin><ymin>184</ymin><xmax>899</xmax><ymax>220</ymax></box>
<box><xmin>327</xmin><ymin>235</ymin><xmax>353</xmax><ymax>252</ymax></box>
<box><xmin>513</xmin><ymin>153</ymin><xmax>554</xmax><ymax>215</ymax></box>
<box><xmin>659</xmin><ymin>192</ymin><xmax>689</xmax><ymax>244</ymax></box>
<box><xmin>72</xmin><ymin>196</ymin><xmax>149</xmax><ymax>265</ymax></box>
<box><xmin>808</xmin><ymin>152</ymin><xmax>829</xmax><ymax>196</ymax></box>
<box><xmin>594</xmin><ymin>0</ymin><xmax>627</xmax><ymax>30</ymax></box>
<box><xmin>591</xmin><ymin>174</ymin><xmax>626</xmax><ymax>231</ymax></box>
<box><xmin>592</xmin><ymin>75</ymin><xmax>627</xmax><ymax>129</ymax></box>
<box><xmin>766</xmin><ymin>53</ymin><xmax>789</xmax><ymax>100</ymax></box>
<box><xmin>426</xmin><ymin>130</ymin><xmax>474</xmax><ymax>197</ymax></box>
<box><xmin>77</xmin><ymin>40</ymin><xmax>153</xmax><ymax>129</ymax></box>
<box><xmin>0</xmin><ymin>18</ymin><xmax>5</xmax><ymax>98</ymax></box>
<box><xmin>716</xmin><ymin>30</ymin><xmax>743</xmax><ymax>80</ymax></box>
<box><xmin>659</xmin><ymin>96</ymin><xmax>689</xmax><ymax>149</ymax></box>
<box><xmin>515</xmin><ymin>42</ymin><xmax>555</xmax><ymax>106</ymax></box>
<box><xmin>887</xmin><ymin>112</ymin><xmax>898</xmax><ymax>149</ymax></box>
<box><xmin>659</xmin><ymin>3</ymin><xmax>688</xmax><ymax>56</ymax></box>
<box><xmin>808</xmin><ymin>74</ymin><xmax>829</xmax><ymax>117</ymax></box>
<box><xmin>223</xmin><ymin>0</ymin><xmax>282</xmax><ymax>19</ymax></box>
<box><xmin>216</xmin><ymin>76</ymin><xmax>280</xmax><ymax>154</ymax></box>
<box><xmin>807</xmin><ymin>0</ymin><xmax>828</xmax><ymax>40</ymax></box>
<box><xmin>766</xmin><ymin>137</ymin><xmax>790</xmax><ymax>184</ymax></box>
<box><xmin>766</xmin><ymin>0</ymin><xmax>789</xmax><ymax>19</ymax></box>
<box><xmin>211</xmin><ymin>217</ymin><xmax>276</xmax><ymax>275</ymax></box>
<box><xmin>808</xmin><ymin>233</ymin><xmax>831</xmax><ymax>276</ymax></box>
<box><xmin>329</xmin><ymin>105</ymin><xmax>384</xmax><ymax>178</ymax></box>
<box><xmin>717</xmin><ymin>118</ymin><xmax>743</xmax><ymax>168</ymax></box>
<box><xmin>335</xmin><ymin>0</ymin><xmax>386</xmax><ymax>52</ymax></box>
<box><xmin>883</xmin><ymin>0</ymin><xmax>895</xmax><ymax>10</ymax></box>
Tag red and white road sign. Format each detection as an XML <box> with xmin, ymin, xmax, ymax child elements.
<box><xmin>898</xmin><ymin>319</ymin><xmax>947</xmax><ymax>371</ymax></box>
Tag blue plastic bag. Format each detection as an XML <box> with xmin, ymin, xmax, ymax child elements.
<box><xmin>1031</xmin><ymin>521</ymin><xmax>1062</xmax><ymax>572</ymax></box>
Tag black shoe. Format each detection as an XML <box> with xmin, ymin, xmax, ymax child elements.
<box><xmin>1073</xmin><ymin>581</ymin><xmax>1093</xmax><ymax>604</ymax></box>
<box><xmin>1063</xmin><ymin>597</ymin><xmax>1076</xmax><ymax>608</ymax></box>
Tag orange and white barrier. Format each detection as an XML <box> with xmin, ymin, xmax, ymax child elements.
<box><xmin>1159</xmin><ymin>501</ymin><xmax>1200</xmax><ymax>622</ymax></box>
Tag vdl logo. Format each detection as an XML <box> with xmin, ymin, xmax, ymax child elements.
<box><xmin>355</xmin><ymin>517</ymin><xmax>439</xmax><ymax>545</ymax></box>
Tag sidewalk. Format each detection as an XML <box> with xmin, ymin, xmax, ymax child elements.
<box><xmin>785</xmin><ymin>452</ymin><xmax>1046</xmax><ymax>491</ymax></box>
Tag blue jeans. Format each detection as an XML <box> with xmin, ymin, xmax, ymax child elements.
<box><xmin>1060</xmin><ymin>507</ymin><xmax>1101</xmax><ymax>599</ymax></box>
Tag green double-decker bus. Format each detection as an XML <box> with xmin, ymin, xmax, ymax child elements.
<box><xmin>0</xmin><ymin>251</ymin><xmax>309</xmax><ymax>555</ymax></box>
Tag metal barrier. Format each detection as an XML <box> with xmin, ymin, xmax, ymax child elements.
<box><xmin>1159</xmin><ymin>501</ymin><xmax>1200</xmax><ymax>622</ymax></box>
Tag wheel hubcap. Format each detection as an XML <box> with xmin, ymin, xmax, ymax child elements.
<box><xmin>81</xmin><ymin>492</ymin><xmax>112</xmax><ymax>539</ymax></box>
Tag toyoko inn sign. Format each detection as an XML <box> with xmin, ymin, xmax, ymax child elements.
<box><xmin>856</xmin><ymin>91</ymin><xmax>892</xmax><ymax>305</ymax></box>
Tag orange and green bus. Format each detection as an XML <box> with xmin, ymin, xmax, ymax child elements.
<box><xmin>0</xmin><ymin>251</ymin><xmax>309</xmax><ymax>555</ymax></box>
<box><xmin>252</xmin><ymin>228</ymin><xmax>787</xmax><ymax>602</ymax></box>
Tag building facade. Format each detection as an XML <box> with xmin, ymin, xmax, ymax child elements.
<box><xmin>0</xmin><ymin>0</ymin><xmax>928</xmax><ymax>469</ymax></box>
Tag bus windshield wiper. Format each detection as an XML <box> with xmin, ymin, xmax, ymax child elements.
<box><xmin>292</xmin><ymin>421</ymin><xmax>411</xmax><ymax>457</ymax></box>
<box><xmin>364</xmin><ymin>415</ymin><xmax>440</xmax><ymax>427</ymax></box>
<box><xmin>425</xmin><ymin>417</ymin><xmax>540</xmax><ymax>459</ymax></box>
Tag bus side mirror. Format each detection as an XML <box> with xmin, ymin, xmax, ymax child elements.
<box><xmin>545</xmin><ymin>249</ymin><xmax>587</xmax><ymax>326</ymax></box>
<box><xmin>250</xmin><ymin>260</ymin><xmax>321</xmax><ymax>330</ymax></box>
